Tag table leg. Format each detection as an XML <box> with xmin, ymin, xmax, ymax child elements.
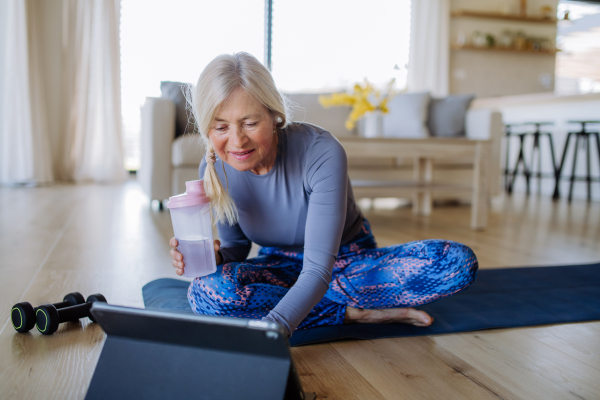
<box><xmin>412</xmin><ymin>157</ymin><xmax>433</xmax><ymax>216</ymax></box>
<box><xmin>568</xmin><ymin>134</ymin><xmax>581</xmax><ymax>202</ymax></box>
<box><xmin>471</xmin><ymin>142</ymin><xmax>489</xmax><ymax>230</ymax></box>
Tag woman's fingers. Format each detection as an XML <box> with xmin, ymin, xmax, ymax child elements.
<box><xmin>170</xmin><ymin>249</ymin><xmax>183</xmax><ymax>262</ymax></box>
<box><xmin>214</xmin><ymin>239</ymin><xmax>221</xmax><ymax>251</ymax></box>
<box><xmin>172</xmin><ymin>258</ymin><xmax>184</xmax><ymax>274</ymax></box>
<box><xmin>171</xmin><ymin>259</ymin><xmax>183</xmax><ymax>268</ymax></box>
<box><xmin>169</xmin><ymin>237</ymin><xmax>184</xmax><ymax>275</ymax></box>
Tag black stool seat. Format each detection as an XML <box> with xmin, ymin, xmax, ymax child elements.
<box><xmin>505</xmin><ymin>122</ymin><xmax>558</xmax><ymax>195</ymax></box>
<box><xmin>554</xmin><ymin>120</ymin><xmax>600</xmax><ymax>201</ymax></box>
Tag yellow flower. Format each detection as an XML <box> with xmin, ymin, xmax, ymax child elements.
<box><xmin>379</xmin><ymin>98</ymin><xmax>389</xmax><ymax>114</ymax></box>
<box><xmin>319</xmin><ymin>78</ymin><xmax>396</xmax><ymax>130</ymax></box>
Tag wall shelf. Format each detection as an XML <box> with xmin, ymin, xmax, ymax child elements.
<box><xmin>451</xmin><ymin>10</ymin><xmax>557</xmax><ymax>24</ymax></box>
<box><xmin>451</xmin><ymin>44</ymin><xmax>558</xmax><ymax>55</ymax></box>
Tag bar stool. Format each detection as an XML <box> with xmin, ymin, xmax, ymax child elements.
<box><xmin>507</xmin><ymin>122</ymin><xmax>558</xmax><ymax>194</ymax></box>
<box><xmin>553</xmin><ymin>120</ymin><xmax>600</xmax><ymax>201</ymax></box>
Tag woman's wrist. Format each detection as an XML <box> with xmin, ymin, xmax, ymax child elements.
<box><xmin>216</xmin><ymin>250</ymin><xmax>223</xmax><ymax>265</ymax></box>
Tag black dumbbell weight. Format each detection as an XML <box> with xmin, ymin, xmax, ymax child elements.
<box><xmin>11</xmin><ymin>292</ymin><xmax>86</xmax><ymax>333</ymax></box>
<box><xmin>36</xmin><ymin>294</ymin><xmax>107</xmax><ymax>335</ymax></box>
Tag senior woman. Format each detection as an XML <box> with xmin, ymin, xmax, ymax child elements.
<box><xmin>169</xmin><ymin>52</ymin><xmax>478</xmax><ymax>337</ymax></box>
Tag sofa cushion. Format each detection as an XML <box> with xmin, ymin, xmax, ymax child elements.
<box><xmin>172</xmin><ymin>133</ymin><xmax>205</xmax><ymax>167</ymax></box>
<box><xmin>160</xmin><ymin>81</ymin><xmax>196</xmax><ymax>138</ymax></box>
<box><xmin>428</xmin><ymin>94</ymin><xmax>475</xmax><ymax>137</ymax></box>
<box><xmin>382</xmin><ymin>91</ymin><xmax>431</xmax><ymax>138</ymax></box>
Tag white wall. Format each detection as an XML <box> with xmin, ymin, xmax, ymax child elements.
<box><xmin>450</xmin><ymin>0</ymin><xmax>559</xmax><ymax>97</ymax></box>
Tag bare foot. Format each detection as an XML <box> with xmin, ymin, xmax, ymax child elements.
<box><xmin>344</xmin><ymin>307</ymin><xmax>433</xmax><ymax>327</ymax></box>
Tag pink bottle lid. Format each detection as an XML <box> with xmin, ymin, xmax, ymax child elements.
<box><xmin>167</xmin><ymin>180</ymin><xmax>211</xmax><ymax>209</ymax></box>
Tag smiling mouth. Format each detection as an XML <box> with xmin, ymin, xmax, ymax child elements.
<box><xmin>229</xmin><ymin>149</ymin><xmax>255</xmax><ymax>160</ymax></box>
<box><xmin>230</xmin><ymin>149</ymin><xmax>255</xmax><ymax>156</ymax></box>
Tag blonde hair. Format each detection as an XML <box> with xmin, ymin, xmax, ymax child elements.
<box><xmin>187</xmin><ymin>52</ymin><xmax>291</xmax><ymax>226</ymax></box>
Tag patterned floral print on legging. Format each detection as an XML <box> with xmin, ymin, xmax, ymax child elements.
<box><xmin>188</xmin><ymin>220</ymin><xmax>478</xmax><ymax>331</ymax></box>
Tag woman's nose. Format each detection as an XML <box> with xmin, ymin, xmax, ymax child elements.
<box><xmin>229</xmin><ymin>126</ymin><xmax>248</xmax><ymax>147</ymax></box>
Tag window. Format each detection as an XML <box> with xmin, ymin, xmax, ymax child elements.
<box><xmin>120</xmin><ymin>0</ymin><xmax>412</xmax><ymax>170</ymax></box>
<box><xmin>555</xmin><ymin>0</ymin><xmax>600</xmax><ymax>94</ymax></box>
<box><xmin>120</xmin><ymin>0</ymin><xmax>264</xmax><ymax>170</ymax></box>
<box><xmin>271</xmin><ymin>0</ymin><xmax>411</xmax><ymax>93</ymax></box>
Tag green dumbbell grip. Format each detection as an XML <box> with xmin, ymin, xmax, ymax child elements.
<box><xmin>36</xmin><ymin>293</ymin><xmax>107</xmax><ymax>335</ymax></box>
<box><xmin>11</xmin><ymin>292</ymin><xmax>85</xmax><ymax>334</ymax></box>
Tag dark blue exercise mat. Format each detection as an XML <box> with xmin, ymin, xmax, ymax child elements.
<box><xmin>142</xmin><ymin>262</ymin><xmax>600</xmax><ymax>347</ymax></box>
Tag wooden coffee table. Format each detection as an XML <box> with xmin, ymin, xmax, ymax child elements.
<box><xmin>338</xmin><ymin>137</ymin><xmax>492</xmax><ymax>230</ymax></box>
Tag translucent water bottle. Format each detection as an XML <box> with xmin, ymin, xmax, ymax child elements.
<box><xmin>167</xmin><ymin>180</ymin><xmax>217</xmax><ymax>278</ymax></box>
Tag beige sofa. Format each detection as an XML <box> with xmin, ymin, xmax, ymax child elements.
<box><xmin>138</xmin><ymin>94</ymin><xmax>503</xmax><ymax>205</ymax></box>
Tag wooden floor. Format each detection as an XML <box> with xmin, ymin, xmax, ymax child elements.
<box><xmin>0</xmin><ymin>179</ymin><xmax>599</xmax><ymax>399</ymax></box>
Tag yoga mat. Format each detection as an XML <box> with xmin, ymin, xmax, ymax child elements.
<box><xmin>142</xmin><ymin>262</ymin><xmax>600</xmax><ymax>347</ymax></box>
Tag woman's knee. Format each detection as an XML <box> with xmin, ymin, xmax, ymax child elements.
<box><xmin>445</xmin><ymin>241</ymin><xmax>478</xmax><ymax>283</ymax></box>
<box><xmin>188</xmin><ymin>268</ymin><xmax>231</xmax><ymax>315</ymax></box>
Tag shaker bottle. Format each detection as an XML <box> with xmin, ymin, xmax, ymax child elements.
<box><xmin>167</xmin><ymin>180</ymin><xmax>217</xmax><ymax>278</ymax></box>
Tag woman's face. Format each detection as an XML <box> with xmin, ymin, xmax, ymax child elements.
<box><xmin>208</xmin><ymin>87</ymin><xmax>277</xmax><ymax>175</ymax></box>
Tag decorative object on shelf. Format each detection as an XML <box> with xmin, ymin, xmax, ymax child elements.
<box><xmin>319</xmin><ymin>79</ymin><xmax>396</xmax><ymax>135</ymax></box>
<box><xmin>455</xmin><ymin>28</ymin><xmax>556</xmax><ymax>55</ymax></box>
<box><xmin>451</xmin><ymin>44</ymin><xmax>558</xmax><ymax>55</ymax></box>
<box><xmin>472</xmin><ymin>31</ymin><xmax>496</xmax><ymax>48</ymax></box>
<box><xmin>472</xmin><ymin>31</ymin><xmax>488</xmax><ymax>48</ymax></box>
<box><xmin>514</xmin><ymin>31</ymin><xmax>527</xmax><ymax>50</ymax></box>
<box><xmin>498</xmin><ymin>30</ymin><xmax>514</xmax><ymax>48</ymax></box>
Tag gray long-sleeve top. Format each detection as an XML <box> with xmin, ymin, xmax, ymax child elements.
<box><xmin>198</xmin><ymin>123</ymin><xmax>364</xmax><ymax>336</ymax></box>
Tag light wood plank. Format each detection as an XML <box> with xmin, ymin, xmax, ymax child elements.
<box><xmin>0</xmin><ymin>185</ymin><xmax>79</xmax><ymax>334</ymax></box>
<box><xmin>520</xmin><ymin>322</ymin><xmax>600</xmax><ymax>371</ymax></box>
<box><xmin>0</xmin><ymin>182</ymin><xmax>174</xmax><ymax>399</ymax></box>
<box><xmin>432</xmin><ymin>330</ymin><xmax>600</xmax><ymax>399</ymax></box>
<box><xmin>291</xmin><ymin>343</ymin><xmax>387</xmax><ymax>400</ymax></box>
<box><xmin>332</xmin><ymin>337</ymin><xmax>503</xmax><ymax>400</ymax></box>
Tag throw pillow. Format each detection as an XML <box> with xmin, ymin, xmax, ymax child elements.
<box><xmin>428</xmin><ymin>94</ymin><xmax>475</xmax><ymax>137</ymax></box>
<box><xmin>382</xmin><ymin>91</ymin><xmax>431</xmax><ymax>138</ymax></box>
<box><xmin>160</xmin><ymin>81</ymin><xmax>196</xmax><ymax>138</ymax></box>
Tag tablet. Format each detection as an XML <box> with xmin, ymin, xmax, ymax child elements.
<box><xmin>85</xmin><ymin>303</ymin><xmax>315</xmax><ymax>400</ymax></box>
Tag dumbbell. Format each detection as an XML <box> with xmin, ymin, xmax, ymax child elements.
<box><xmin>11</xmin><ymin>292</ymin><xmax>86</xmax><ymax>333</ymax></box>
<box><xmin>36</xmin><ymin>294</ymin><xmax>107</xmax><ymax>335</ymax></box>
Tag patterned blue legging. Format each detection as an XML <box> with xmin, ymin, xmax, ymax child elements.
<box><xmin>188</xmin><ymin>220</ymin><xmax>478</xmax><ymax>331</ymax></box>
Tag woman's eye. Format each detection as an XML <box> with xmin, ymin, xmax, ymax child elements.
<box><xmin>245</xmin><ymin>123</ymin><xmax>257</xmax><ymax>128</ymax></box>
<box><xmin>215</xmin><ymin>126</ymin><xmax>227</xmax><ymax>132</ymax></box>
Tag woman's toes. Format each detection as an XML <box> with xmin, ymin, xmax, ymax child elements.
<box><xmin>413</xmin><ymin>310</ymin><xmax>433</xmax><ymax>326</ymax></box>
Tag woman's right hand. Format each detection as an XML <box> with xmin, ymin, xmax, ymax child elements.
<box><xmin>169</xmin><ymin>238</ymin><xmax>223</xmax><ymax>276</ymax></box>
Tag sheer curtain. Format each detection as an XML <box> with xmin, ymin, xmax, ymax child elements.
<box><xmin>0</xmin><ymin>0</ymin><xmax>54</xmax><ymax>185</ymax></box>
<box><xmin>407</xmin><ymin>0</ymin><xmax>450</xmax><ymax>96</ymax></box>
<box><xmin>60</xmin><ymin>0</ymin><xmax>126</xmax><ymax>182</ymax></box>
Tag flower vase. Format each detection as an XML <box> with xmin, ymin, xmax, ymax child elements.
<box><xmin>362</xmin><ymin>110</ymin><xmax>384</xmax><ymax>138</ymax></box>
